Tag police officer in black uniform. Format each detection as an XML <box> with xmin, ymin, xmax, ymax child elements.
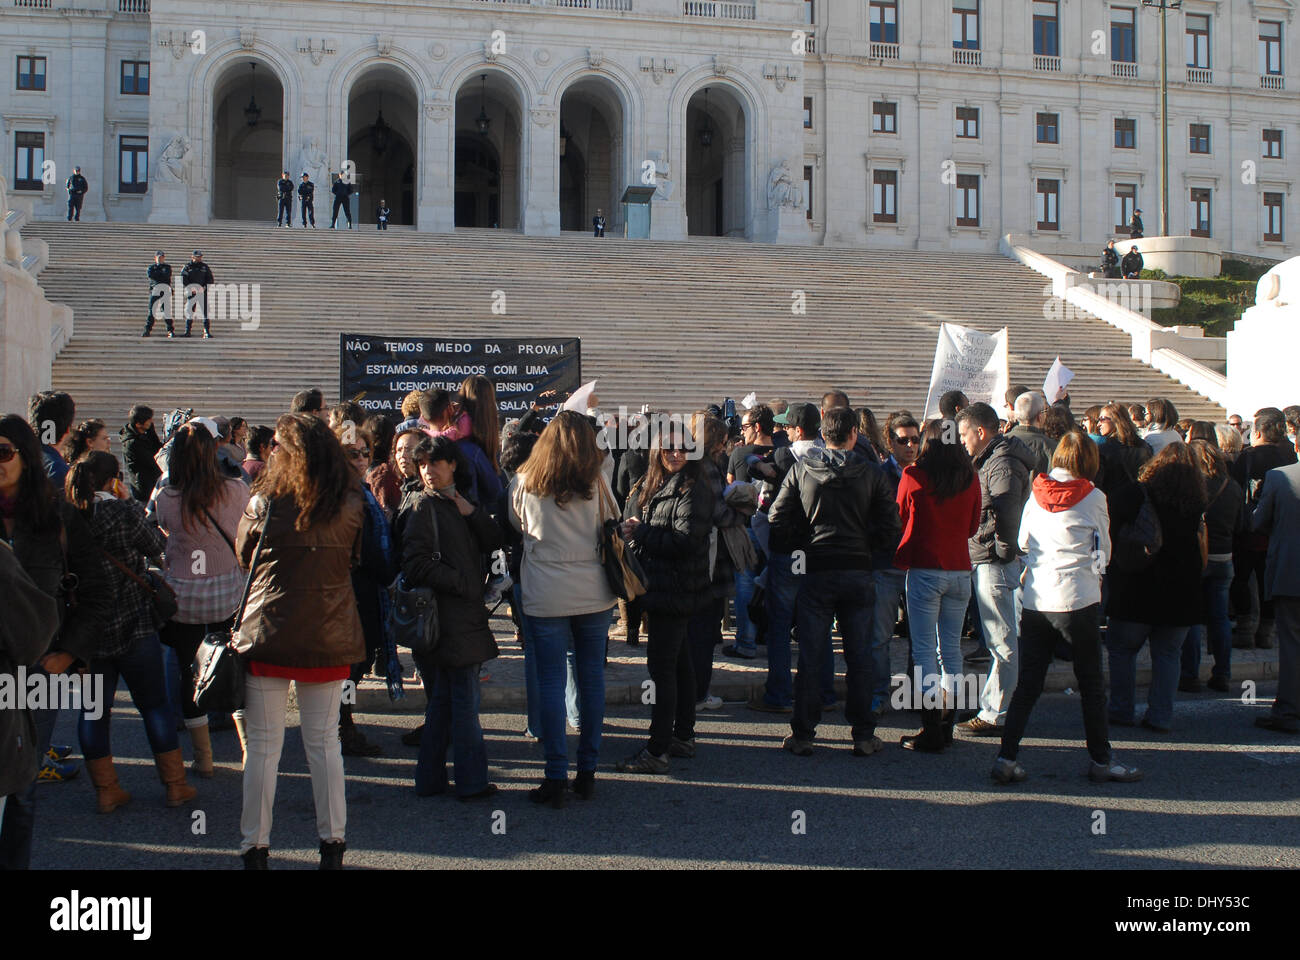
<box><xmin>330</xmin><ymin>173</ymin><xmax>353</xmax><ymax>229</ymax></box>
<box><xmin>66</xmin><ymin>166</ymin><xmax>88</xmax><ymax>221</ymax></box>
<box><xmin>1121</xmin><ymin>245</ymin><xmax>1144</xmax><ymax>279</ymax></box>
<box><xmin>376</xmin><ymin>199</ymin><xmax>390</xmax><ymax>231</ymax></box>
<box><xmin>298</xmin><ymin>173</ymin><xmax>316</xmax><ymax>227</ymax></box>
<box><xmin>276</xmin><ymin>171</ymin><xmax>294</xmax><ymax>227</ymax></box>
<box><xmin>1101</xmin><ymin>240</ymin><xmax>1121</xmax><ymax>279</ymax></box>
<box><xmin>593</xmin><ymin>208</ymin><xmax>606</xmax><ymax>237</ymax></box>
<box><xmin>143</xmin><ymin>250</ymin><xmax>174</xmax><ymax>338</ymax></box>
<box><xmin>1129</xmin><ymin>208</ymin><xmax>1144</xmax><ymax>239</ymax></box>
<box><xmin>181</xmin><ymin>249</ymin><xmax>216</xmax><ymax>339</ymax></box>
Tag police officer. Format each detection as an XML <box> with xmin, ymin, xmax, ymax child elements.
<box><xmin>180</xmin><ymin>249</ymin><xmax>215</xmax><ymax>339</ymax></box>
<box><xmin>1130</xmin><ymin>208</ymin><xmax>1144</xmax><ymax>239</ymax></box>
<box><xmin>1122</xmin><ymin>244</ymin><xmax>1144</xmax><ymax>279</ymax></box>
<box><xmin>593</xmin><ymin>208</ymin><xmax>606</xmax><ymax>237</ymax></box>
<box><xmin>1101</xmin><ymin>239</ymin><xmax>1121</xmax><ymax>279</ymax></box>
<box><xmin>276</xmin><ymin>171</ymin><xmax>294</xmax><ymax>227</ymax></box>
<box><xmin>298</xmin><ymin>173</ymin><xmax>316</xmax><ymax>227</ymax></box>
<box><xmin>65</xmin><ymin>166</ymin><xmax>88</xmax><ymax>222</ymax></box>
<box><xmin>143</xmin><ymin>250</ymin><xmax>174</xmax><ymax>338</ymax></box>
<box><xmin>330</xmin><ymin>173</ymin><xmax>353</xmax><ymax>229</ymax></box>
<box><xmin>376</xmin><ymin>198</ymin><xmax>390</xmax><ymax>231</ymax></box>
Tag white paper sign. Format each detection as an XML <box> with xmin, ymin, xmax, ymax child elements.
<box><xmin>1042</xmin><ymin>357</ymin><xmax>1074</xmax><ymax>403</ymax></box>
<box><xmin>740</xmin><ymin>391</ymin><xmax>758</xmax><ymax>410</ymax></box>
<box><xmin>563</xmin><ymin>379</ymin><xmax>597</xmax><ymax>413</ymax></box>
<box><xmin>921</xmin><ymin>323</ymin><xmax>1009</xmax><ymax>421</ymax></box>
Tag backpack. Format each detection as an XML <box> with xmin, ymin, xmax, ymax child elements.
<box><xmin>1110</xmin><ymin>483</ymin><xmax>1163</xmax><ymax>572</ymax></box>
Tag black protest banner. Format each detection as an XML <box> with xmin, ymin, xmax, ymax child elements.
<box><xmin>339</xmin><ymin>334</ymin><xmax>582</xmax><ymax>419</ymax></box>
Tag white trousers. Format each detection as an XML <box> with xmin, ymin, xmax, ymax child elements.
<box><xmin>240</xmin><ymin>674</ymin><xmax>346</xmax><ymax>853</ymax></box>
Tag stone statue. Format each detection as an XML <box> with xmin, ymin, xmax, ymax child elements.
<box><xmin>767</xmin><ymin>160</ymin><xmax>798</xmax><ymax>210</ymax></box>
<box><xmin>155</xmin><ymin>135</ymin><xmax>191</xmax><ymax>184</ymax></box>
<box><xmin>1256</xmin><ymin>257</ymin><xmax>1300</xmax><ymax>309</ymax></box>
<box><xmin>298</xmin><ymin>136</ymin><xmax>327</xmax><ymax>185</ymax></box>
<box><xmin>0</xmin><ymin>170</ymin><xmax>23</xmax><ymax>267</ymax></box>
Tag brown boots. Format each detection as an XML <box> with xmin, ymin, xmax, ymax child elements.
<box><xmin>189</xmin><ymin>723</ymin><xmax>214</xmax><ymax>778</ymax></box>
<box><xmin>154</xmin><ymin>749</ymin><xmax>198</xmax><ymax>807</ymax></box>
<box><xmin>86</xmin><ymin>756</ymin><xmax>132</xmax><ymax>814</ymax></box>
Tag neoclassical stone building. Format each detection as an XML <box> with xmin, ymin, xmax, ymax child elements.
<box><xmin>2</xmin><ymin>0</ymin><xmax>1295</xmax><ymax>254</ymax></box>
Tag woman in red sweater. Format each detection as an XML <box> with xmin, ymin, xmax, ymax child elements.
<box><xmin>894</xmin><ymin>419</ymin><xmax>982</xmax><ymax>751</ymax></box>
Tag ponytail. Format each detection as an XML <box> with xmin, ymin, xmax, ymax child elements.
<box><xmin>65</xmin><ymin>450</ymin><xmax>121</xmax><ymax>515</ymax></box>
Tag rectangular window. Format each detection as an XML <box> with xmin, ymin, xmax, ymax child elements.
<box><xmin>1036</xmin><ymin>112</ymin><xmax>1059</xmax><ymax>144</ymax></box>
<box><xmin>953</xmin><ymin>0</ymin><xmax>980</xmax><ymax>50</ymax></box>
<box><xmin>1036</xmin><ymin>179</ymin><xmax>1060</xmax><ymax>231</ymax></box>
<box><xmin>1186</xmin><ymin>13</ymin><xmax>1210</xmax><ymax>69</ymax></box>
<box><xmin>120</xmin><ymin>60</ymin><xmax>149</xmax><ymax>95</ymax></box>
<box><xmin>869</xmin><ymin>0</ymin><xmax>899</xmax><ymax>43</ymax></box>
<box><xmin>1111</xmin><ymin>7</ymin><xmax>1136</xmax><ymax>63</ymax></box>
<box><xmin>803</xmin><ymin>96</ymin><xmax>813</xmax><ymax>130</ymax></box>
<box><xmin>804</xmin><ymin>0</ymin><xmax>814</xmax><ymax>23</ymax></box>
<box><xmin>1114</xmin><ymin>183</ymin><xmax>1137</xmax><ymax>231</ymax></box>
<box><xmin>956</xmin><ymin>106</ymin><xmax>979</xmax><ymax>139</ymax></box>
<box><xmin>1263</xmin><ymin>128</ymin><xmax>1284</xmax><ymax>158</ymax></box>
<box><xmin>1033</xmin><ymin>1</ymin><xmax>1060</xmax><ymax>57</ymax></box>
<box><xmin>14</xmin><ymin>131</ymin><xmax>45</xmax><ymax>191</ymax></box>
<box><xmin>804</xmin><ymin>165</ymin><xmax>814</xmax><ymax>220</ymax></box>
<box><xmin>119</xmin><ymin>135</ymin><xmax>148</xmax><ymax>194</ymax></box>
<box><xmin>871</xmin><ymin>101</ymin><xmax>897</xmax><ymax>133</ymax></box>
<box><xmin>956</xmin><ymin>173</ymin><xmax>980</xmax><ymax>226</ymax></box>
<box><xmin>1189</xmin><ymin>123</ymin><xmax>1211</xmax><ymax>154</ymax></box>
<box><xmin>1260</xmin><ymin>21</ymin><xmax>1283</xmax><ymax>75</ymax></box>
<box><xmin>1114</xmin><ymin>117</ymin><xmax>1136</xmax><ymax>149</ymax></box>
<box><xmin>17</xmin><ymin>56</ymin><xmax>46</xmax><ymax>92</ymax></box>
<box><xmin>1190</xmin><ymin>187</ymin><xmax>1212</xmax><ymax>237</ymax></box>
<box><xmin>873</xmin><ymin>169</ymin><xmax>898</xmax><ymax>223</ymax></box>
<box><xmin>1264</xmin><ymin>192</ymin><xmax>1284</xmax><ymax>242</ymax></box>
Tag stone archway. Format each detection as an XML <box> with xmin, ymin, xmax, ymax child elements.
<box><xmin>558</xmin><ymin>76</ymin><xmax>625</xmax><ymax>233</ymax></box>
<box><xmin>685</xmin><ymin>84</ymin><xmax>749</xmax><ymax>238</ymax></box>
<box><xmin>212</xmin><ymin>59</ymin><xmax>285</xmax><ymax>220</ymax></box>
<box><xmin>347</xmin><ymin>65</ymin><xmax>419</xmax><ymax>226</ymax></box>
<box><xmin>454</xmin><ymin>72</ymin><xmax>523</xmax><ymax>228</ymax></box>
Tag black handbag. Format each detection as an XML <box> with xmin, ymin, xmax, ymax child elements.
<box><xmin>387</xmin><ymin>496</ymin><xmax>441</xmax><ymax>661</ymax></box>
<box><xmin>193</xmin><ymin>502</ymin><xmax>272</xmax><ymax>713</ymax></box>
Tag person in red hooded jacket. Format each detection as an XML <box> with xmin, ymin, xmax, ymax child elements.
<box><xmin>991</xmin><ymin>430</ymin><xmax>1141</xmax><ymax>785</ymax></box>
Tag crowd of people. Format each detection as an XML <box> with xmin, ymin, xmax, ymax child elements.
<box><xmin>2</xmin><ymin>379</ymin><xmax>1297</xmax><ymax>869</ymax></box>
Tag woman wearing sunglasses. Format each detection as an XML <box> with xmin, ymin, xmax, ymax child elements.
<box><xmin>1094</xmin><ymin>403</ymin><xmax>1153</xmax><ymax>502</ymax></box>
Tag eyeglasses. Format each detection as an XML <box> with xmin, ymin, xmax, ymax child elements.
<box><xmin>349</xmin><ymin>448</ymin><xmax>370</xmax><ymax>461</ymax></box>
<box><xmin>1098</xmin><ymin>416</ymin><xmax>1113</xmax><ymax>424</ymax></box>
<box><xmin>740</xmin><ymin>422</ymin><xmax>757</xmax><ymax>432</ymax></box>
<box><xmin>893</xmin><ymin>435</ymin><xmax>920</xmax><ymax>446</ymax></box>
<box><xmin>0</xmin><ymin>443</ymin><xmax>17</xmax><ymax>463</ymax></box>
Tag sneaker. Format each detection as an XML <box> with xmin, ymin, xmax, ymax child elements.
<box><xmin>141</xmin><ymin>330</ymin><xmax>151</xmax><ymax>338</ymax></box>
<box><xmin>721</xmin><ymin>644</ymin><xmax>756</xmax><ymax>660</ymax></box>
<box><xmin>48</xmin><ymin>744</ymin><xmax>73</xmax><ymax>762</ymax></box>
<box><xmin>991</xmin><ymin>756</ymin><xmax>1028</xmax><ymax>784</ymax></box>
<box><xmin>852</xmin><ymin>736</ymin><xmax>884</xmax><ymax>757</ymax></box>
<box><xmin>748</xmin><ymin>696</ymin><xmax>793</xmax><ymax>714</ymax></box>
<box><xmin>782</xmin><ymin>735</ymin><xmax>814</xmax><ymax>757</ymax></box>
<box><xmin>957</xmin><ymin>716</ymin><xmax>1003</xmax><ymax>736</ymax></box>
<box><xmin>669</xmin><ymin>737</ymin><xmax>696</xmax><ymax>758</ymax></box>
<box><xmin>37</xmin><ymin>756</ymin><xmax>80</xmax><ymax>782</ymax></box>
<box><xmin>616</xmin><ymin>748</ymin><xmax>669</xmax><ymax>774</ymax></box>
<box><xmin>1088</xmin><ymin>756</ymin><xmax>1143</xmax><ymax>782</ymax></box>
<box><xmin>1178</xmin><ymin>676</ymin><xmax>1203</xmax><ymax>693</ymax></box>
<box><xmin>696</xmin><ymin>695</ymin><xmax>723</xmax><ymax>711</ymax></box>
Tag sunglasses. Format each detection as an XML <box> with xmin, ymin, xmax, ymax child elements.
<box><xmin>1098</xmin><ymin>416</ymin><xmax>1113</xmax><ymax>424</ymax></box>
<box><xmin>0</xmin><ymin>443</ymin><xmax>16</xmax><ymax>463</ymax></box>
<box><xmin>349</xmin><ymin>448</ymin><xmax>371</xmax><ymax>460</ymax></box>
<box><xmin>893</xmin><ymin>435</ymin><xmax>920</xmax><ymax>446</ymax></box>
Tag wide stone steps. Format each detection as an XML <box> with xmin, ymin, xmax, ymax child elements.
<box><xmin>22</xmin><ymin>221</ymin><xmax>1225</xmax><ymax>428</ymax></box>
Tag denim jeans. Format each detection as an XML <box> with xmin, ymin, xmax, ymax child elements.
<box><xmin>1107</xmin><ymin>619</ymin><xmax>1189</xmax><ymax>729</ymax></box>
<box><xmin>972</xmin><ymin>560</ymin><xmax>1023</xmax><ymax>724</ymax></box>
<box><xmin>528</xmin><ymin>609</ymin><xmax>609</xmax><ymax>779</ymax></box>
<box><xmin>645</xmin><ymin>612</ymin><xmax>695</xmax><ymax>756</ymax></box>
<box><xmin>79</xmin><ymin>632</ymin><xmax>178</xmax><ymax>760</ymax></box>
<box><xmin>415</xmin><ymin>663</ymin><xmax>490</xmax><ymax>797</ymax></box>
<box><xmin>792</xmin><ymin>570</ymin><xmax>876</xmax><ymax>743</ymax></box>
<box><xmin>732</xmin><ymin>532</ymin><xmax>762</xmax><ymax>655</ymax></box>
<box><xmin>762</xmin><ymin>553</ymin><xmax>799</xmax><ymax>707</ymax></box>
<box><xmin>1182</xmin><ymin>559</ymin><xmax>1234</xmax><ymax>682</ymax></box>
<box><xmin>518</xmin><ymin>584</ymin><xmax>578</xmax><ymax>736</ymax></box>
<box><xmin>872</xmin><ymin>567</ymin><xmax>908</xmax><ymax>703</ymax></box>
<box><xmin>905</xmin><ymin>568</ymin><xmax>971</xmax><ymax>705</ymax></box>
<box><xmin>160</xmin><ymin>618</ymin><xmax>233</xmax><ymax>722</ymax></box>
<box><xmin>1000</xmin><ymin>605</ymin><xmax>1110</xmax><ymax>764</ymax></box>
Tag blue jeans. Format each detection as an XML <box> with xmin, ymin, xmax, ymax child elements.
<box><xmin>518</xmin><ymin>584</ymin><xmax>578</xmax><ymax>736</ymax></box>
<box><xmin>872</xmin><ymin>567</ymin><xmax>908</xmax><ymax>703</ymax></box>
<box><xmin>762</xmin><ymin>553</ymin><xmax>799</xmax><ymax>707</ymax></box>
<box><xmin>905</xmin><ymin>569</ymin><xmax>971</xmax><ymax>704</ymax></box>
<box><xmin>792</xmin><ymin>569</ymin><xmax>876</xmax><ymax>742</ymax></box>
<box><xmin>78</xmin><ymin>633</ymin><xmax>178</xmax><ymax>760</ymax></box>
<box><xmin>528</xmin><ymin>609</ymin><xmax>609</xmax><ymax>779</ymax></box>
<box><xmin>414</xmin><ymin>663</ymin><xmax>490</xmax><ymax>797</ymax></box>
<box><xmin>732</xmin><ymin>533</ymin><xmax>761</xmax><ymax>654</ymax></box>
<box><xmin>1107</xmin><ymin>619</ymin><xmax>1189</xmax><ymax>729</ymax></box>
<box><xmin>972</xmin><ymin>560</ymin><xmax>1022</xmax><ymax>724</ymax></box>
<box><xmin>1183</xmin><ymin>559</ymin><xmax>1234</xmax><ymax>682</ymax></box>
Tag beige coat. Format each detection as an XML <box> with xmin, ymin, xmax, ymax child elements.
<box><xmin>508</xmin><ymin>472</ymin><xmax>617</xmax><ymax>618</ymax></box>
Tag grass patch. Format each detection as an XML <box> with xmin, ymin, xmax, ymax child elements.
<box><xmin>1142</xmin><ymin>260</ymin><xmax>1268</xmax><ymax>337</ymax></box>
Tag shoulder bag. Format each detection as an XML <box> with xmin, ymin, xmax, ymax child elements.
<box><xmin>99</xmin><ymin>546</ymin><xmax>178</xmax><ymax>628</ymax></box>
<box><xmin>387</xmin><ymin>497</ymin><xmax>441</xmax><ymax>662</ymax></box>
<box><xmin>597</xmin><ymin>478</ymin><xmax>647</xmax><ymax>601</ymax></box>
<box><xmin>192</xmin><ymin>501</ymin><xmax>272</xmax><ymax>713</ymax></box>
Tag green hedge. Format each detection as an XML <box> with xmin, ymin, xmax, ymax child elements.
<box><xmin>1141</xmin><ymin>259</ymin><xmax>1268</xmax><ymax>337</ymax></box>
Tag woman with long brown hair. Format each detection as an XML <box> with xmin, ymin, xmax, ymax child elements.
<box><xmin>509</xmin><ymin>410</ymin><xmax>616</xmax><ymax>805</ymax></box>
<box><xmin>616</xmin><ymin>421</ymin><xmax>715</xmax><ymax>774</ymax></box>
<box><xmin>234</xmin><ymin>413</ymin><xmax>366</xmax><ymax>869</ymax></box>
<box><xmin>459</xmin><ymin>374</ymin><xmax>502</xmax><ymax>475</ymax></box>
<box><xmin>154</xmin><ymin>422</ymin><xmax>250</xmax><ymax>777</ymax></box>
<box><xmin>1095</xmin><ymin>402</ymin><xmax>1153</xmax><ymax>500</ymax></box>
<box><xmin>62</xmin><ymin>419</ymin><xmax>128</xmax><ymax>498</ymax></box>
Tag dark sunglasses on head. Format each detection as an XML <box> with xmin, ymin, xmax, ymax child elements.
<box><xmin>0</xmin><ymin>443</ymin><xmax>17</xmax><ymax>463</ymax></box>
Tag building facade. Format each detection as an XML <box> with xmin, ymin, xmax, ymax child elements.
<box><xmin>2</xmin><ymin>0</ymin><xmax>1295</xmax><ymax>255</ymax></box>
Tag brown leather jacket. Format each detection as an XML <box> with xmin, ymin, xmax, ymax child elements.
<box><xmin>232</xmin><ymin>490</ymin><xmax>365</xmax><ymax>668</ymax></box>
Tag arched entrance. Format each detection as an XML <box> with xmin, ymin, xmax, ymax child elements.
<box><xmin>685</xmin><ymin>84</ymin><xmax>749</xmax><ymax>237</ymax></box>
<box><xmin>212</xmin><ymin>60</ymin><xmax>284</xmax><ymax>220</ymax></box>
<box><xmin>454</xmin><ymin>73</ymin><xmax>522</xmax><ymax>228</ymax></box>
<box><xmin>347</xmin><ymin>65</ymin><xmax>418</xmax><ymax>226</ymax></box>
<box><xmin>558</xmin><ymin>77</ymin><xmax>625</xmax><ymax>232</ymax></box>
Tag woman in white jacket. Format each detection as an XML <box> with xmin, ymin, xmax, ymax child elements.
<box><xmin>508</xmin><ymin>411</ymin><xmax>617</xmax><ymax>807</ymax></box>
<box><xmin>991</xmin><ymin>430</ymin><xmax>1141</xmax><ymax>785</ymax></box>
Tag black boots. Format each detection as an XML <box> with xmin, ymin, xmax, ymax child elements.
<box><xmin>529</xmin><ymin>777</ymin><xmax>569</xmax><ymax>809</ymax></box>
<box><xmin>241</xmin><ymin>847</ymin><xmax>269</xmax><ymax>870</ymax></box>
<box><xmin>319</xmin><ymin>840</ymin><xmax>346</xmax><ymax>870</ymax></box>
<box><xmin>900</xmin><ymin>708</ymin><xmax>947</xmax><ymax>753</ymax></box>
<box><xmin>339</xmin><ymin>704</ymin><xmax>382</xmax><ymax>757</ymax></box>
<box><xmin>572</xmin><ymin>770</ymin><xmax>595</xmax><ymax>801</ymax></box>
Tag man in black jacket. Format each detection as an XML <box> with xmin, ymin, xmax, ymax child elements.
<box><xmin>1122</xmin><ymin>245</ymin><xmax>1144</xmax><ymax>279</ymax></box>
<box><xmin>180</xmin><ymin>250</ymin><xmax>215</xmax><ymax>338</ymax></box>
<box><xmin>65</xmin><ymin>166</ymin><xmax>88</xmax><ymax>221</ymax></box>
<box><xmin>770</xmin><ymin>407</ymin><xmax>901</xmax><ymax>756</ymax></box>
<box><xmin>276</xmin><ymin>171</ymin><xmax>294</xmax><ymax>227</ymax></box>
<box><xmin>143</xmin><ymin>250</ymin><xmax>173</xmax><ymax>337</ymax></box>
<box><xmin>1129</xmin><ymin>208</ymin><xmax>1144</xmax><ymax>239</ymax></box>
<box><xmin>330</xmin><ymin>174</ymin><xmax>353</xmax><ymax>229</ymax></box>
<box><xmin>119</xmin><ymin>404</ymin><xmax>162</xmax><ymax>500</ymax></box>
<box><xmin>1102</xmin><ymin>240</ymin><xmax>1121</xmax><ymax>278</ymax></box>
<box><xmin>298</xmin><ymin>173</ymin><xmax>316</xmax><ymax>227</ymax></box>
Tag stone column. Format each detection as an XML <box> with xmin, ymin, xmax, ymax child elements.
<box><xmin>422</xmin><ymin>100</ymin><xmax>454</xmax><ymax>232</ymax></box>
<box><xmin>65</xmin><ymin>12</ymin><xmax>110</xmax><ymax>222</ymax></box>
<box><xmin>915</xmin><ymin>93</ymin><xmax>944</xmax><ymax>250</ymax></box>
<box><xmin>520</xmin><ymin>105</ymin><xmax>559</xmax><ymax>235</ymax></box>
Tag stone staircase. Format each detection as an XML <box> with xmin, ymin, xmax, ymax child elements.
<box><xmin>21</xmin><ymin>221</ymin><xmax>1226</xmax><ymax>429</ymax></box>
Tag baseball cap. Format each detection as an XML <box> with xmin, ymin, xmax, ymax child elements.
<box><xmin>192</xmin><ymin>249</ymin><xmax>202</xmax><ymax>256</ymax></box>
<box><xmin>773</xmin><ymin>402</ymin><xmax>820</xmax><ymax>434</ymax></box>
<box><xmin>155</xmin><ymin>249</ymin><xmax>165</xmax><ymax>257</ymax></box>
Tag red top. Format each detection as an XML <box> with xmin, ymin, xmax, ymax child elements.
<box><xmin>248</xmin><ymin>661</ymin><xmax>351</xmax><ymax>683</ymax></box>
<box><xmin>893</xmin><ymin>466</ymin><xmax>982</xmax><ymax>571</ymax></box>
